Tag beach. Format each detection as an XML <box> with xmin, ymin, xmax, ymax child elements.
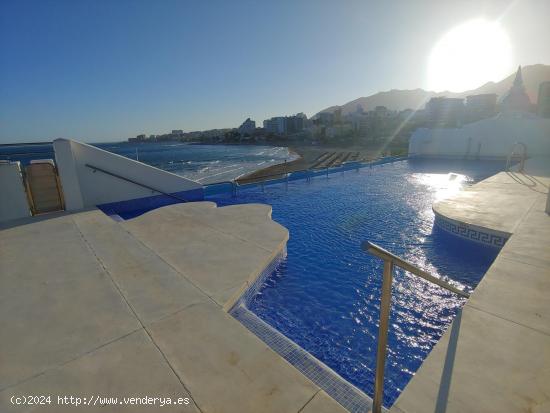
<box><xmin>236</xmin><ymin>143</ymin><xmax>388</xmax><ymax>184</ymax></box>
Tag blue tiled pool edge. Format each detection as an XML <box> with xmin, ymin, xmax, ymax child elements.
<box><xmin>229</xmin><ymin>248</ymin><xmax>373</xmax><ymax>413</ymax></box>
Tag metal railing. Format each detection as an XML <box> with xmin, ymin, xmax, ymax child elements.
<box><xmin>362</xmin><ymin>241</ymin><xmax>470</xmax><ymax>413</ymax></box>
<box><xmin>85</xmin><ymin>163</ymin><xmax>189</xmax><ymax>203</ymax></box>
<box><xmin>506</xmin><ymin>142</ymin><xmax>527</xmax><ymax>172</ymax></box>
<box><xmin>205</xmin><ymin>157</ymin><xmax>406</xmax><ymax>194</ymax></box>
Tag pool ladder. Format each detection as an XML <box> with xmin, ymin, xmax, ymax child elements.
<box><xmin>505</xmin><ymin>142</ymin><xmax>527</xmax><ymax>172</ymax></box>
<box><xmin>362</xmin><ymin>242</ymin><xmax>470</xmax><ymax>413</ymax></box>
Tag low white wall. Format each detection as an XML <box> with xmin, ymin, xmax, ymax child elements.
<box><xmin>409</xmin><ymin>113</ymin><xmax>550</xmax><ymax>159</ymax></box>
<box><xmin>0</xmin><ymin>161</ymin><xmax>31</xmax><ymax>222</ymax></box>
<box><xmin>54</xmin><ymin>139</ymin><xmax>203</xmax><ymax>211</ymax></box>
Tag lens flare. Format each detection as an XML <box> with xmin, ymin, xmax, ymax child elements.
<box><xmin>428</xmin><ymin>19</ymin><xmax>513</xmax><ymax>92</ymax></box>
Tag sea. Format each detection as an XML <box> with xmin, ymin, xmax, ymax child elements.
<box><xmin>0</xmin><ymin>142</ymin><xmax>297</xmax><ymax>184</ymax></box>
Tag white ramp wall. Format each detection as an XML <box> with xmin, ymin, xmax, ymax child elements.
<box><xmin>0</xmin><ymin>161</ymin><xmax>31</xmax><ymax>222</ymax></box>
<box><xmin>54</xmin><ymin>139</ymin><xmax>203</xmax><ymax>211</ymax></box>
<box><xmin>409</xmin><ymin>114</ymin><xmax>550</xmax><ymax>159</ymax></box>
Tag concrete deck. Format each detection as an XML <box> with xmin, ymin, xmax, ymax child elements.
<box><xmin>0</xmin><ymin>203</ymin><xmax>347</xmax><ymax>413</ymax></box>
<box><xmin>392</xmin><ymin>168</ymin><xmax>550</xmax><ymax>413</ymax></box>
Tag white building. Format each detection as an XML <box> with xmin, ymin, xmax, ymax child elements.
<box><xmin>263</xmin><ymin>117</ymin><xmax>286</xmax><ymax>134</ymax></box>
<box><xmin>409</xmin><ymin>112</ymin><xmax>550</xmax><ymax>159</ymax></box>
<box><xmin>409</xmin><ymin>71</ymin><xmax>550</xmax><ymax>159</ymax></box>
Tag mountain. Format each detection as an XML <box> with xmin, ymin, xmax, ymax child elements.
<box><xmin>316</xmin><ymin>64</ymin><xmax>550</xmax><ymax>116</ymax></box>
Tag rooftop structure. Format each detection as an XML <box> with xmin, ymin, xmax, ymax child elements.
<box><xmin>500</xmin><ymin>66</ymin><xmax>532</xmax><ymax>113</ymax></box>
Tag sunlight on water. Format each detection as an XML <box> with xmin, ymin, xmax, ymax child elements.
<box><xmin>411</xmin><ymin>172</ymin><xmax>471</xmax><ymax>202</ymax></box>
<box><xmin>207</xmin><ymin>160</ymin><xmax>502</xmax><ymax>407</ymax></box>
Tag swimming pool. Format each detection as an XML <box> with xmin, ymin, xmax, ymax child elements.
<box><xmin>204</xmin><ymin>159</ymin><xmax>503</xmax><ymax>407</ymax></box>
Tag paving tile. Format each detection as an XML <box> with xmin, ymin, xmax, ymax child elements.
<box><xmin>149</xmin><ymin>303</ymin><xmax>319</xmax><ymax>413</ymax></box>
<box><xmin>391</xmin><ymin>306</ymin><xmax>550</xmax><ymax>413</ymax></box>
<box><xmin>0</xmin><ymin>216</ymin><xmax>140</xmax><ymax>389</ymax></box>
<box><xmin>73</xmin><ymin>211</ymin><xmax>209</xmax><ymax>324</ymax></box>
<box><xmin>300</xmin><ymin>390</ymin><xmax>349</xmax><ymax>413</ymax></box>
<box><xmin>123</xmin><ymin>204</ymin><xmax>285</xmax><ymax>307</ymax></box>
<box><xmin>468</xmin><ymin>255</ymin><xmax>550</xmax><ymax>334</ymax></box>
<box><xmin>0</xmin><ymin>330</ymin><xmax>198</xmax><ymax>413</ymax></box>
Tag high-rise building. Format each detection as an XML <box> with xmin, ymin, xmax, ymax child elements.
<box><xmin>537</xmin><ymin>81</ymin><xmax>550</xmax><ymax>118</ymax></box>
<box><xmin>466</xmin><ymin>94</ymin><xmax>497</xmax><ymax>118</ymax></box>
<box><xmin>426</xmin><ymin>97</ymin><xmax>465</xmax><ymax>125</ymax></box>
<box><xmin>500</xmin><ymin>66</ymin><xmax>532</xmax><ymax>113</ymax></box>
<box><xmin>238</xmin><ymin>118</ymin><xmax>256</xmax><ymax>135</ymax></box>
<box><xmin>263</xmin><ymin>117</ymin><xmax>286</xmax><ymax>134</ymax></box>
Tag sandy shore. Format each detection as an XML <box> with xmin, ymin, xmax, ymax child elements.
<box><xmin>236</xmin><ymin>144</ymin><xmax>385</xmax><ymax>184</ymax></box>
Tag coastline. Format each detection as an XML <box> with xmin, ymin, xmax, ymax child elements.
<box><xmin>236</xmin><ymin>145</ymin><xmax>380</xmax><ymax>184</ymax></box>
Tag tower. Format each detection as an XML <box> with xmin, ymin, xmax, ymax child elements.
<box><xmin>500</xmin><ymin>66</ymin><xmax>532</xmax><ymax>113</ymax></box>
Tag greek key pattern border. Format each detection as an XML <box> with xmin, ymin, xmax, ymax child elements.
<box><xmin>434</xmin><ymin>213</ymin><xmax>509</xmax><ymax>248</ymax></box>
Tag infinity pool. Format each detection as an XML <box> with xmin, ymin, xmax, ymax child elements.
<box><xmin>205</xmin><ymin>159</ymin><xmax>502</xmax><ymax>407</ymax></box>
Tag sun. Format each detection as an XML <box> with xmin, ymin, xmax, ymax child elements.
<box><xmin>428</xmin><ymin>19</ymin><xmax>513</xmax><ymax>92</ymax></box>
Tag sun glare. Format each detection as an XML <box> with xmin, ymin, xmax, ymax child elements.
<box><xmin>428</xmin><ymin>19</ymin><xmax>513</xmax><ymax>92</ymax></box>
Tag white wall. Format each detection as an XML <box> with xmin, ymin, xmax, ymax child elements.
<box><xmin>54</xmin><ymin>139</ymin><xmax>203</xmax><ymax>211</ymax></box>
<box><xmin>409</xmin><ymin>113</ymin><xmax>550</xmax><ymax>159</ymax></box>
<box><xmin>0</xmin><ymin>161</ymin><xmax>31</xmax><ymax>222</ymax></box>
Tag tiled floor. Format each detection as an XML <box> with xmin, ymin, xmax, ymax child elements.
<box><xmin>0</xmin><ymin>203</ymin><xmax>347</xmax><ymax>413</ymax></box>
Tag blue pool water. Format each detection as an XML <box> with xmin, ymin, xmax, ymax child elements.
<box><xmin>205</xmin><ymin>159</ymin><xmax>503</xmax><ymax>407</ymax></box>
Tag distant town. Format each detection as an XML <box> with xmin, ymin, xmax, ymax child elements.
<box><xmin>129</xmin><ymin>70</ymin><xmax>550</xmax><ymax>156</ymax></box>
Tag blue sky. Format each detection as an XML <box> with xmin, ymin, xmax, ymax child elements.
<box><xmin>1</xmin><ymin>0</ymin><xmax>549</xmax><ymax>143</ymax></box>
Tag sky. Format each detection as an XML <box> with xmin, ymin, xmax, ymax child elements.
<box><xmin>1</xmin><ymin>0</ymin><xmax>550</xmax><ymax>143</ymax></box>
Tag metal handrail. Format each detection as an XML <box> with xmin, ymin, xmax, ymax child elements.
<box><xmin>198</xmin><ymin>156</ymin><xmax>406</xmax><ymax>190</ymax></box>
<box><xmin>85</xmin><ymin>163</ymin><xmax>189</xmax><ymax>203</ymax></box>
<box><xmin>506</xmin><ymin>142</ymin><xmax>527</xmax><ymax>172</ymax></box>
<box><xmin>228</xmin><ymin>160</ymin><xmax>371</xmax><ymax>184</ymax></box>
<box><xmin>361</xmin><ymin>241</ymin><xmax>469</xmax><ymax>413</ymax></box>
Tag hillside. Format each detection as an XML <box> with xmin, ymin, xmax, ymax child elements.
<box><xmin>317</xmin><ymin>64</ymin><xmax>550</xmax><ymax>115</ymax></box>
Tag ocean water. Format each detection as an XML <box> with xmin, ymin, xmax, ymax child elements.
<box><xmin>206</xmin><ymin>159</ymin><xmax>503</xmax><ymax>407</ymax></box>
<box><xmin>0</xmin><ymin>142</ymin><xmax>295</xmax><ymax>184</ymax></box>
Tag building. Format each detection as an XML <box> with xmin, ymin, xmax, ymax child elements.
<box><xmin>135</xmin><ymin>134</ymin><xmax>147</xmax><ymax>141</ymax></box>
<box><xmin>263</xmin><ymin>117</ymin><xmax>286</xmax><ymax>135</ymax></box>
<box><xmin>409</xmin><ymin>112</ymin><xmax>550</xmax><ymax>159</ymax></box>
<box><xmin>537</xmin><ymin>81</ymin><xmax>550</xmax><ymax>118</ymax></box>
<box><xmin>318</xmin><ymin>112</ymin><xmax>334</xmax><ymax>126</ymax></box>
<box><xmin>333</xmin><ymin>108</ymin><xmax>342</xmax><ymax>124</ymax></box>
<box><xmin>426</xmin><ymin>97</ymin><xmax>465</xmax><ymax>126</ymax></box>
<box><xmin>263</xmin><ymin>114</ymin><xmax>307</xmax><ymax>135</ymax></box>
<box><xmin>370</xmin><ymin>106</ymin><xmax>393</xmax><ymax>119</ymax></box>
<box><xmin>238</xmin><ymin>118</ymin><xmax>256</xmax><ymax>135</ymax></box>
<box><xmin>466</xmin><ymin>94</ymin><xmax>497</xmax><ymax>118</ymax></box>
<box><xmin>500</xmin><ymin>66</ymin><xmax>532</xmax><ymax>113</ymax></box>
<box><xmin>285</xmin><ymin>114</ymin><xmax>306</xmax><ymax>134</ymax></box>
<box><xmin>350</xmin><ymin>113</ymin><xmax>370</xmax><ymax>136</ymax></box>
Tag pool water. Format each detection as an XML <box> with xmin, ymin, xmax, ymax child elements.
<box><xmin>205</xmin><ymin>159</ymin><xmax>503</xmax><ymax>407</ymax></box>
